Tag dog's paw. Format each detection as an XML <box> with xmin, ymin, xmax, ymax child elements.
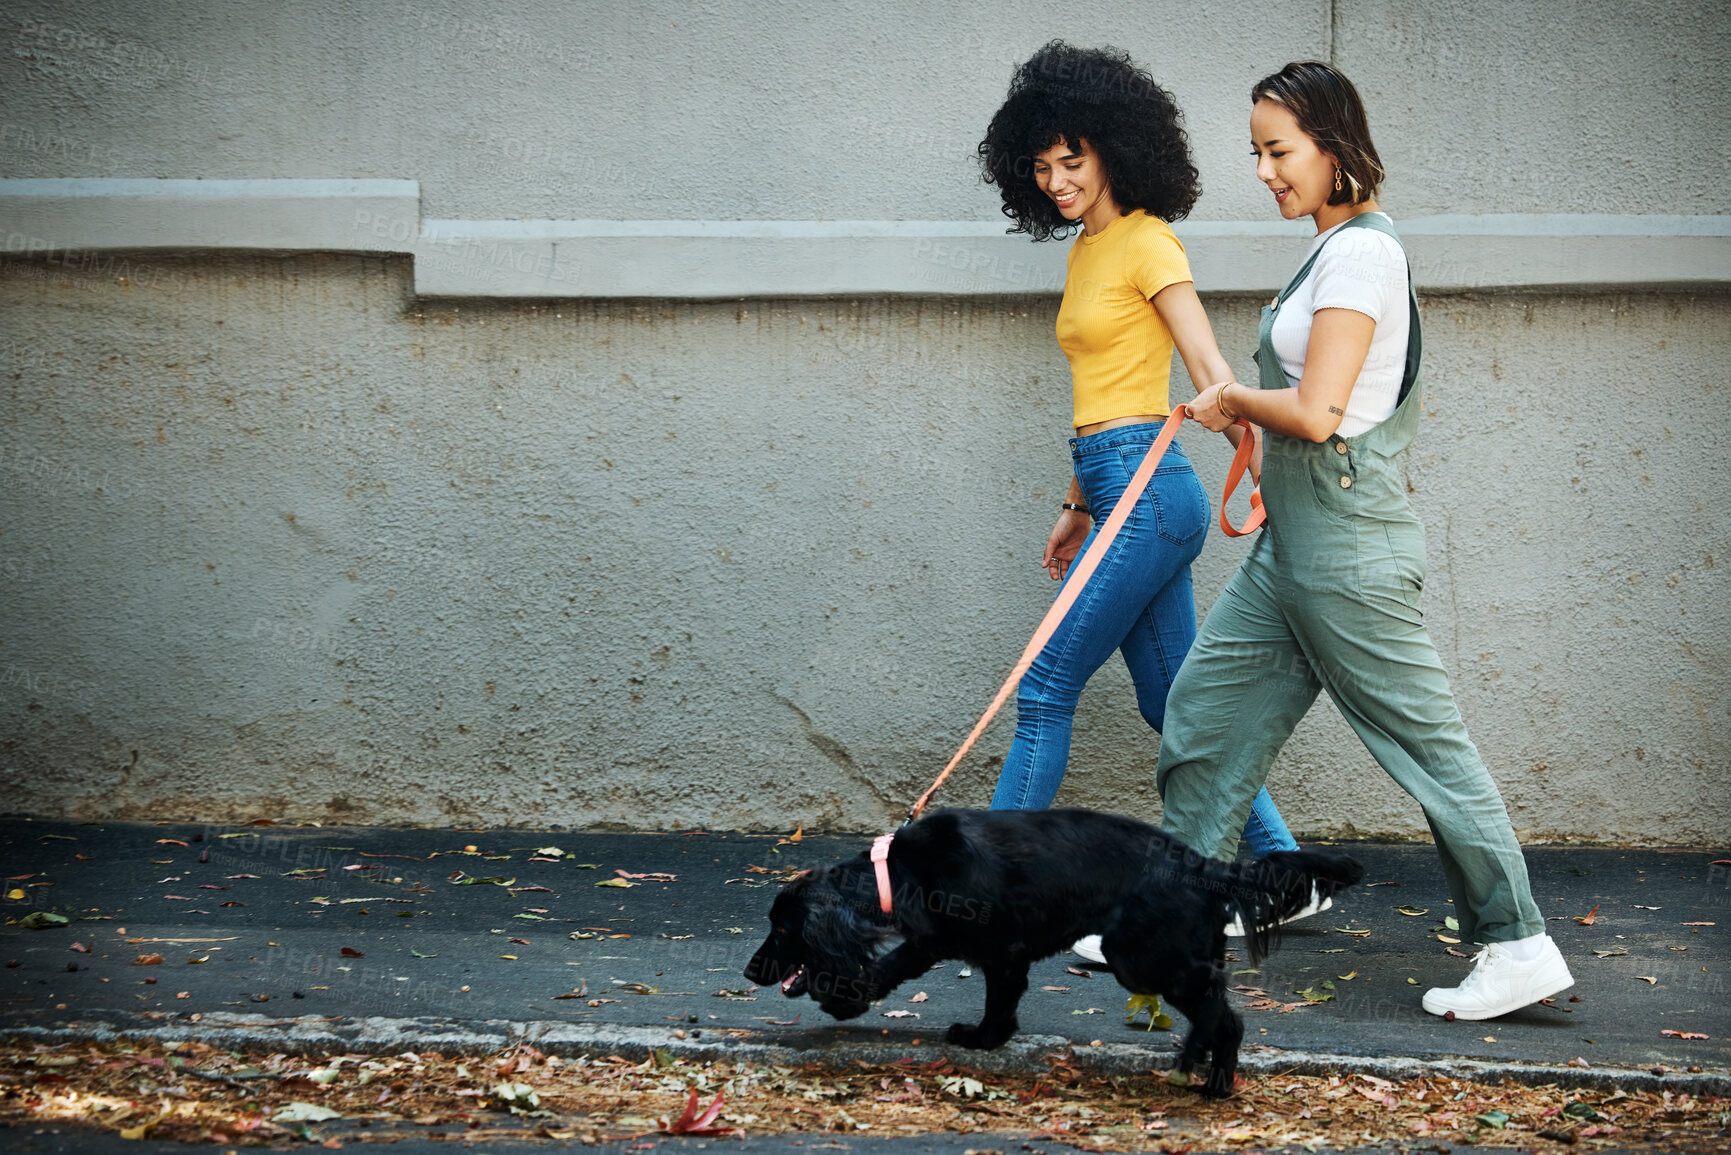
<box><xmin>945</xmin><ymin>1021</ymin><xmax>1012</xmax><ymax>1049</ymax></box>
<box><xmin>1198</xmin><ymin>1067</ymin><xmax>1235</xmax><ymax>1099</ymax></box>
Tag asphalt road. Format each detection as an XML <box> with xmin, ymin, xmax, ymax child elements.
<box><xmin>1</xmin><ymin>818</ymin><xmax>1725</xmax><ymax>1079</ymax></box>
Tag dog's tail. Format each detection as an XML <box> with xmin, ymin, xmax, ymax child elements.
<box><xmin>1224</xmin><ymin>850</ymin><xmax>1365</xmax><ymax>964</ymax></box>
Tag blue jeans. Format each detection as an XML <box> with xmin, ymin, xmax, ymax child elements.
<box><xmin>989</xmin><ymin>423</ymin><xmax>1297</xmax><ymax>858</ymax></box>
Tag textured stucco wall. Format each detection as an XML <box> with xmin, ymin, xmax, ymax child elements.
<box><xmin>2</xmin><ymin>255</ymin><xmax>1726</xmax><ymax>839</ymax></box>
<box><xmin>1</xmin><ymin>0</ymin><xmax>1725</xmax><ymax>221</ymax></box>
<box><xmin>1</xmin><ymin>0</ymin><xmax>1728</xmax><ymax>839</ymax></box>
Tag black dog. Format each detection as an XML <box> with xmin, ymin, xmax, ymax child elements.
<box><xmin>744</xmin><ymin>808</ymin><xmax>1363</xmax><ymax>1096</ymax></box>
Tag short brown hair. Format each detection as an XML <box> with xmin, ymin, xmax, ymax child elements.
<box><xmin>1252</xmin><ymin>61</ymin><xmax>1384</xmax><ymax>206</ymax></box>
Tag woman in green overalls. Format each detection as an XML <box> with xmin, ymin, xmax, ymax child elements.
<box><xmin>1168</xmin><ymin>61</ymin><xmax>1574</xmax><ymax>1020</ymax></box>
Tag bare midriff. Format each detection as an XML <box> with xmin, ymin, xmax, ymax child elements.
<box><xmin>1074</xmin><ymin>413</ymin><xmax>1167</xmax><ymax>437</ymax></box>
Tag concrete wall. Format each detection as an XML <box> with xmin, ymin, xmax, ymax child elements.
<box><xmin>3</xmin><ymin>0</ymin><xmax>1725</xmax><ymax>221</ymax></box>
<box><xmin>1</xmin><ymin>0</ymin><xmax>1727</xmax><ymax>840</ymax></box>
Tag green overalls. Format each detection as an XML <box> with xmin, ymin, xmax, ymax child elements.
<box><xmin>1155</xmin><ymin>213</ymin><xmax>1545</xmax><ymax>945</ymax></box>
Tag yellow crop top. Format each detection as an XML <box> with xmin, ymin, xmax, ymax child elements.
<box><xmin>1055</xmin><ymin>210</ymin><xmax>1192</xmax><ymax>429</ymax></box>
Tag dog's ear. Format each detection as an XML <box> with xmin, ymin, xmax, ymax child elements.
<box><xmin>800</xmin><ymin>875</ymin><xmax>907</xmax><ymax>1006</ymax></box>
<box><xmin>801</xmin><ymin>902</ymin><xmax>871</xmax><ymax>1003</ymax></box>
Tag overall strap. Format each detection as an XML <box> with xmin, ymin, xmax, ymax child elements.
<box><xmin>1274</xmin><ymin>212</ymin><xmax>1393</xmax><ymax>310</ymax></box>
<box><xmin>1268</xmin><ymin>213</ymin><xmax>1422</xmax><ymax>412</ymax></box>
<box><xmin>1327</xmin><ymin>213</ymin><xmax>1422</xmax><ymax>405</ymax></box>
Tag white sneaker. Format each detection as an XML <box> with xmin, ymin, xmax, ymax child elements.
<box><xmin>1224</xmin><ymin>885</ymin><xmax>1333</xmax><ymax>937</ymax></box>
<box><xmin>1071</xmin><ymin>934</ymin><xmax>1106</xmax><ymax>964</ymax></box>
<box><xmin>1422</xmin><ymin>937</ymin><xmax>1573</xmax><ymax>1020</ymax></box>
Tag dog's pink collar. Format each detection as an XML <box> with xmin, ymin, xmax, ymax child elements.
<box><xmin>870</xmin><ymin>832</ymin><xmax>894</xmax><ymax>913</ymax></box>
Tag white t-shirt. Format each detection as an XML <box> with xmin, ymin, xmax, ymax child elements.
<box><xmin>1268</xmin><ymin>212</ymin><xmax>1411</xmax><ymax>438</ymax></box>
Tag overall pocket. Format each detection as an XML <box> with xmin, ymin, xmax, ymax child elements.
<box><xmin>1355</xmin><ymin>522</ymin><xmax>1427</xmax><ymax>612</ymax></box>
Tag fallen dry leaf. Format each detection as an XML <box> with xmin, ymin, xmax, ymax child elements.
<box><xmin>1660</xmin><ymin>1029</ymin><xmax>1710</xmax><ymax>1040</ymax></box>
<box><xmin>1574</xmin><ymin>904</ymin><xmax>1601</xmax><ymax>926</ymax></box>
<box><xmin>0</xmin><ymin>1039</ymin><xmax>1723</xmax><ymax>1151</ymax></box>
<box><xmin>655</xmin><ymin>1086</ymin><xmax>743</xmax><ymax>1138</ymax></box>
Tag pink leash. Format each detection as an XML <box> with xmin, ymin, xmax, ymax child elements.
<box><xmin>908</xmin><ymin>409</ymin><xmax>1261</xmax><ymax>825</ymax></box>
<box><xmin>869</xmin><ymin>410</ymin><xmax>1261</xmax><ymax>912</ymax></box>
<box><xmin>870</xmin><ymin>410</ymin><xmax>1260</xmax><ymax>912</ymax></box>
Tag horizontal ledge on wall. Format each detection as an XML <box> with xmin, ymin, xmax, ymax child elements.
<box><xmin>2</xmin><ymin>179</ymin><xmax>1726</xmax><ymax>297</ymax></box>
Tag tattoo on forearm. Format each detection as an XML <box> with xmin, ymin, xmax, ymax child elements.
<box><xmin>1328</xmin><ymin>405</ymin><xmax>1344</xmax><ymax>415</ymax></box>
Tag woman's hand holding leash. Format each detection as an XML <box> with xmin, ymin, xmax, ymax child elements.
<box><xmin>1190</xmin><ymin>381</ymin><xmax>1238</xmax><ymax>433</ymax></box>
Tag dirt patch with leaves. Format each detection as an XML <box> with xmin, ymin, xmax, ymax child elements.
<box><xmin>1</xmin><ymin>1040</ymin><xmax>1725</xmax><ymax>1150</ymax></box>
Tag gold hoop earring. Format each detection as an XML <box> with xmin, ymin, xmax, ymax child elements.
<box><xmin>1334</xmin><ymin>167</ymin><xmax>1343</xmax><ymax>193</ymax></box>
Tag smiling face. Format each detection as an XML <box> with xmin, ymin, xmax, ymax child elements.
<box><xmin>1251</xmin><ymin>98</ymin><xmax>1347</xmax><ymax>230</ymax></box>
<box><xmin>1032</xmin><ymin>138</ymin><xmax>1120</xmax><ymax>235</ymax></box>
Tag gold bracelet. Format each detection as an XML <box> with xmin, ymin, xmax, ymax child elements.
<box><xmin>1215</xmin><ymin>382</ymin><xmax>1239</xmax><ymax>422</ymax></box>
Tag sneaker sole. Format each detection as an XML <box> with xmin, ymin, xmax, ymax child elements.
<box><xmin>1421</xmin><ymin>970</ymin><xmax>1574</xmax><ymax>1020</ymax></box>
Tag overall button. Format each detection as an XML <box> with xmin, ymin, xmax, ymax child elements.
<box><xmin>1334</xmin><ymin>441</ymin><xmax>1348</xmax><ymax>454</ymax></box>
<box><xmin>1339</xmin><ymin>475</ymin><xmax>1353</xmax><ymax>489</ymax></box>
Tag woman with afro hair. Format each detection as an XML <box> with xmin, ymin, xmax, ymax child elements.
<box><xmin>978</xmin><ymin>42</ymin><xmax>1320</xmax><ymax>962</ymax></box>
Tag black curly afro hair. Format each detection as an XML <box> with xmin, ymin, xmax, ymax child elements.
<box><xmin>978</xmin><ymin>41</ymin><xmax>1201</xmax><ymax>240</ymax></box>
